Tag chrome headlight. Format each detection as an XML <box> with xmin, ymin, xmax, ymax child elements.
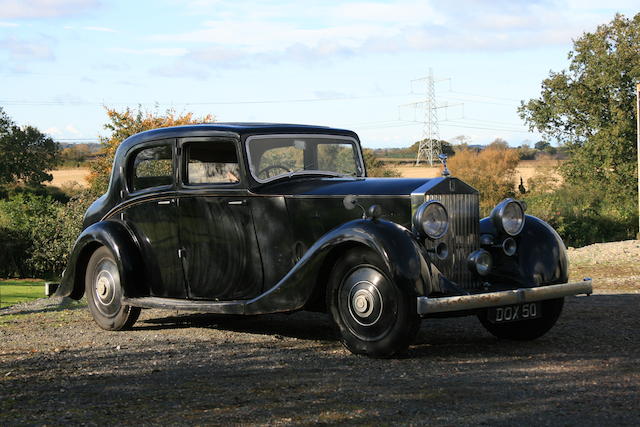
<box><xmin>414</xmin><ymin>201</ymin><xmax>449</xmax><ymax>239</ymax></box>
<box><xmin>468</xmin><ymin>249</ymin><xmax>492</xmax><ymax>276</ymax></box>
<box><xmin>491</xmin><ymin>198</ymin><xmax>525</xmax><ymax>236</ymax></box>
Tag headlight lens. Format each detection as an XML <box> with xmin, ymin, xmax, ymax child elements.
<box><xmin>415</xmin><ymin>201</ymin><xmax>449</xmax><ymax>239</ymax></box>
<box><xmin>467</xmin><ymin>249</ymin><xmax>492</xmax><ymax>276</ymax></box>
<box><xmin>491</xmin><ymin>199</ymin><xmax>525</xmax><ymax>236</ymax></box>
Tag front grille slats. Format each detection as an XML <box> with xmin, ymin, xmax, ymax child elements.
<box><xmin>426</xmin><ymin>193</ymin><xmax>481</xmax><ymax>290</ymax></box>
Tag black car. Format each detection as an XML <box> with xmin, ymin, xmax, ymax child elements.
<box><xmin>57</xmin><ymin>123</ymin><xmax>592</xmax><ymax>357</ymax></box>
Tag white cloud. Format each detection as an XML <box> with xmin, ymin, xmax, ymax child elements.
<box><xmin>110</xmin><ymin>47</ymin><xmax>188</xmax><ymax>57</ymax></box>
<box><xmin>0</xmin><ymin>0</ymin><xmax>100</xmax><ymax>19</ymax></box>
<box><xmin>45</xmin><ymin>126</ymin><xmax>62</xmax><ymax>136</ymax></box>
<box><xmin>0</xmin><ymin>21</ymin><xmax>19</xmax><ymax>27</ymax></box>
<box><xmin>0</xmin><ymin>36</ymin><xmax>55</xmax><ymax>61</ymax></box>
<box><xmin>46</xmin><ymin>124</ymin><xmax>83</xmax><ymax>138</ymax></box>
<box><xmin>65</xmin><ymin>124</ymin><xmax>81</xmax><ymax>135</ymax></box>
<box><xmin>83</xmin><ymin>26</ymin><xmax>116</xmax><ymax>33</ymax></box>
<box><xmin>145</xmin><ymin>0</ymin><xmax>627</xmax><ymax>69</ymax></box>
<box><xmin>151</xmin><ymin>61</ymin><xmax>210</xmax><ymax>80</ymax></box>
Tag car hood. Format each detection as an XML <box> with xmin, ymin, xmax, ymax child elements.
<box><xmin>252</xmin><ymin>177</ymin><xmax>434</xmax><ymax>196</ymax></box>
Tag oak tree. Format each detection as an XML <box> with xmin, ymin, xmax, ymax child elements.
<box><xmin>519</xmin><ymin>13</ymin><xmax>640</xmax><ymax>217</ymax></box>
<box><xmin>0</xmin><ymin>107</ymin><xmax>59</xmax><ymax>187</ymax></box>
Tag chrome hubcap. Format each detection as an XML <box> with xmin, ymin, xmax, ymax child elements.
<box><xmin>347</xmin><ymin>280</ymin><xmax>383</xmax><ymax>327</ymax></box>
<box><xmin>352</xmin><ymin>289</ymin><xmax>374</xmax><ymax>317</ymax></box>
<box><xmin>97</xmin><ymin>277</ymin><xmax>109</xmax><ymax>297</ymax></box>
<box><xmin>338</xmin><ymin>265</ymin><xmax>398</xmax><ymax>342</ymax></box>
<box><xmin>92</xmin><ymin>256</ymin><xmax>121</xmax><ymax>318</ymax></box>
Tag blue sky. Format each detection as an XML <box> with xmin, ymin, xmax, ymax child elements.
<box><xmin>0</xmin><ymin>0</ymin><xmax>637</xmax><ymax>148</ymax></box>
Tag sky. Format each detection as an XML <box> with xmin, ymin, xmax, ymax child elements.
<box><xmin>0</xmin><ymin>0</ymin><xmax>638</xmax><ymax>149</ymax></box>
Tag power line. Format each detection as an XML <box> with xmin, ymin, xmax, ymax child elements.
<box><xmin>0</xmin><ymin>93</ymin><xmax>412</xmax><ymax>107</ymax></box>
<box><xmin>439</xmin><ymin>90</ymin><xmax>523</xmax><ymax>103</ymax></box>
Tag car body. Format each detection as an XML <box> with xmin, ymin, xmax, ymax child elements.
<box><xmin>57</xmin><ymin>123</ymin><xmax>592</xmax><ymax>357</ymax></box>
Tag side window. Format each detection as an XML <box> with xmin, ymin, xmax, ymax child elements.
<box><xmin>130</xmin><ymin>145</ymin><xmax>173</xmax><ymax>192</ymax></box>
<box><xmin>185</xmin><ymin>141</ymin><xmax>240</xmax><ymax>185</ymax></box>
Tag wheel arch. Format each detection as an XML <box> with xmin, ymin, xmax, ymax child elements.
<box><xmin>480</xmin><ymin>214</ymin><xmax>569</xmax><ymax>287</ymax></box>
<box><xmin>243</xmin><ymin>218</ymin><xmax>431</xmax><ymax>315</ymax></box>
<box><xmin>305</xmin><ymin>241</ymin><xmax>367</xmax><ymax>312</ymax></box>
<box><xmin>57</xmin><ymin>220</ymin><xmax>147</xmax><ymax>300</ymax></box>
<box><xmin>304</xmin><ymin>220</ymin><xmax>431</xmax><ymax>312</ymax></box>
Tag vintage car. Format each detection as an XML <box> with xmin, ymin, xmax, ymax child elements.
<box><xmin>57</xmin><ymin>123</ymin><xmax>592</xmax><ymax>357</ymax></box>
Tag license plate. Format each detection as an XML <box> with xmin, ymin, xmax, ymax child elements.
<box><xmin>488</xmin><ymin>302</ymin><xmax>541</xmax><ymax>323</ymax></box>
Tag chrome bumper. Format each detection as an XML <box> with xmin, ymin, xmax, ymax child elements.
<box><xmin>417</xmin><ymin>279</ymin><xmax>593</xmax><ymax>315</ymax></box>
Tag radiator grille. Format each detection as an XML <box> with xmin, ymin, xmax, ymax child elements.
<box><xmin>426</xmin><ymin>193</ymin><xmax>481</xmax><ymax>290</ymax></box>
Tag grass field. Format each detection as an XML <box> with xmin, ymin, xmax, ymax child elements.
<box><xmin>48</xmin><ymin>167</ymin><xmax>90</xmax><ymax>188</ymax></box>
<box><xmin>0</xmin><ymin>280</ymin><xmax>45</xmax><ymax>309</ymax></box>
<box><xmin>394</xmin><ymin>159</ymin><xmax>563</xmax><ymax>187</ymax></box>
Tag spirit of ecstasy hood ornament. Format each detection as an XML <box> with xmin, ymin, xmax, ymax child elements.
<box><xmin>439</xmin><ymin>153</ymin><xmax>451</xmax><ymax>177</ymax></box>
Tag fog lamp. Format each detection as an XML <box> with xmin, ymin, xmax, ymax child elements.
<box><xmin>467</xmin><ymin>249</ymin><xmax>492</xmax><ymax>276</ymax></box>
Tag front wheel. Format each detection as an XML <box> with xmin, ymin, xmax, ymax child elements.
<box><xmin>85</xmin><ymin>246</ymin><xmax>140</xmax><ymax>331</ymax></box>
<box><xmin>477</xmin><ymin>298</ymin><xmax>564</xmax><ymax>340</ymax></box>
<box><xmin>327</xmin><ymin>248</ymin><xmax>420</xmax><ymax>358</ymax></box>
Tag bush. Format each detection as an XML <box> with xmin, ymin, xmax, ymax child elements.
<box><xmin>0</xmin><ymin>193</ymin><xmax>59</xmax><ymax>278</ymax></box>
<box><xmin>524</xmin><ymin>184</ymin><xmax>637</xmax><ymax>247</ymax></box>
<box><xmin>29</xmin><ymin>193</ymin><xmax>92</xmax><ymax>278</ymax></box>
<box><xmin>0</xmin><ymin>191</ymin><xmax>91</xmax><ymax>279</ymax></box>
<box><xmin>447</xmin><ymin>143</ymin><xmax>520</xmax><ymax>215</ymax></box>
<box><xmin>363</xmin><ymin>149</ymin><xmax>400</xmax><ymax>177</ymax></box>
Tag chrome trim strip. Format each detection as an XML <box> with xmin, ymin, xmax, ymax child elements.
<box><xmin>417</xmin><ymin>279</ymin><xmax>593</xmax><ymax>315</ymax></box>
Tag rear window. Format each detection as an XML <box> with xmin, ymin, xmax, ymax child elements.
<box><xmin>184</xmin><ymin>141</ymin><xmax>240</xmax><ymax>185</ymax></box>
<box><xmin>129</xmin><ymin>145</ymin><xmax>173</xmax><ymax>192</ymax></box>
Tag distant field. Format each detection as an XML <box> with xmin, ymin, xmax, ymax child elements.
<box><xmin>0</xmin><ymin>280</ymin><xmax>45</xmax><ymax>308</ymax></box>
<box><xmin>48</xmin><ymin>168</ymin><xmax>90</xmax><ymax>188</ymax></box>
<box><xmin>46</xmin><ymin>160</ymin><xmax>562</xmax><ymax>189</ymax></box>
<box><xmin>395</xmin><ymin>159</ymin><xmax>563</xmax><ymax>187</ymax></box>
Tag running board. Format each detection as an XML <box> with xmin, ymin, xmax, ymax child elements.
<box><xmin>123</xmin><ymin>297</ymin><xmax>247</xmax><ymax>315</ymax></box>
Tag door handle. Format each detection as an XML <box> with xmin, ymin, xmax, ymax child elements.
<box><xmin>157</xmin><ymin>200</ymin><xmax>172</xmax><ymax>205</ymax></box>
<box><xmin>228</xmin><ymin>200</ymin><xmax>246</xmax><ymax>206</ymax></box>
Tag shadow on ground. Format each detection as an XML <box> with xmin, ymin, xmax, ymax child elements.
<box><xmin>1</xmin><ymin>294</ymin><xmax>638</xmax><ymax>425</ymax></box>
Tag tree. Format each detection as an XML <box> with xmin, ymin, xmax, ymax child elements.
<box><xmin>363</xmin><ymin>149</ymin><xmax>400</xmax><ymax>177</ymax></box>
<box><xmin>447</xmin><ymin>143</ymin><xmax>520</xmax><ymax>214</ymax></box>
<box><xmin>519</xmin><ymin>13</ymin><xmax>640</xmax><ymax>218</ymax></box>
<box><xmin>534</xmin><ymin>140</ymin><xmax>550</xmax><ymax>151</ymax></box>
<box><xmin>88</xmin><ymin>106</ymin><xmax>215</xmax><ymax>194</ymax></box>
<box><xmin>0</xmin><ymin>107</ymin><xmax>59</xmax><ymax>187</ymax></box>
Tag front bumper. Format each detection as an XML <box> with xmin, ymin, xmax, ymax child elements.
<box><xmin>417</xmin><ymin>279</ymin><xmax>593</xmax><ymax>315</ymax></box>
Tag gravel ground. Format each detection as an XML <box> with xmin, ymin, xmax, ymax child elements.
<box><xmin>1</xmin><ymin>241</ymin><xmax>639</xmax><ymax>426</ymax></box>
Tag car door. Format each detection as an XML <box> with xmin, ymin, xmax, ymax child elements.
<box><xmin>177</xmin><ymin>137</ymin><xmax>263</xmax><ymax>300</ymax></box>
<box><xmin>122</xmin><ymin>139</ymin><xmax>186</xmax><ymax>298</ymax></box>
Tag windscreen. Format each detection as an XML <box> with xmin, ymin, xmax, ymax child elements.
<box><xmin>247</xmin><ymin>135</ymin><xmax>364</xmax><ymax>182</ymax></box>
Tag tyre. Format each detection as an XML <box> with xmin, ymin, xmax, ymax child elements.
<box><xmin>85</xmin><ymin>246</ymin><xmax>140</xmax><ymax>331</ymax></box>
<box><xmin>327</xmin><ymin>248</ymin><xmax>420</xmax><ymax>357</ymax></box>
<box><xmin>478</xmin><ymin>298</ymin><xmax>564</xmax><ymax>340</ymax></box>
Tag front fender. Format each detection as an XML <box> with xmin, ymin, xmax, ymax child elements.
<box><xmin>480</xmin><ymin>214</ymin><xmax>568</xmax><ymax>287</ymax></box>
<box><xmin>243</xmin><ymin>218</ymin><xmax>430</xmax><ymax>315</ymax></box>
<box><xmin>56</xmin><ymin>220</ymin><xmax>146</xmax><ymax>300</ymax></box>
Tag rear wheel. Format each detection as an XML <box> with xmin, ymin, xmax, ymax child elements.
<box><xmin>478</xmin><ymin>298</ymin><xmax>564</xmax><ymax>340</ymax></box>
<box><xmin>327</xmin><ymin>248</ymin><xmax>420</xmax><ymax>357</ymax></box>
<box><xmin>85</xmin><ymin>246</ymin><xmax>140</xmax><ymax>331</ymax></box>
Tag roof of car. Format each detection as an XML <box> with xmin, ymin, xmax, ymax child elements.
<box><xmin>118</xmin><ymin>123</ymin><xmax>359</xmax><ymax>152</ymax></box>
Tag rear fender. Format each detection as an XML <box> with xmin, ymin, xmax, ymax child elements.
<box><xmin>56</xmin><ymin>220</ymin><xmax>146</xmax><ymax>300</ymax></box>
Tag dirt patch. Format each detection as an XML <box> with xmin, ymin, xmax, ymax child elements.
<box><xmin>568</xmin><ymin>240</ymin><xmax>640</xmax><ymax>293</ymax></box>
<box><xmin>1</xmin><ymin>241</ymin><xmax>638</xmax><ymax>425</ymax></box>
